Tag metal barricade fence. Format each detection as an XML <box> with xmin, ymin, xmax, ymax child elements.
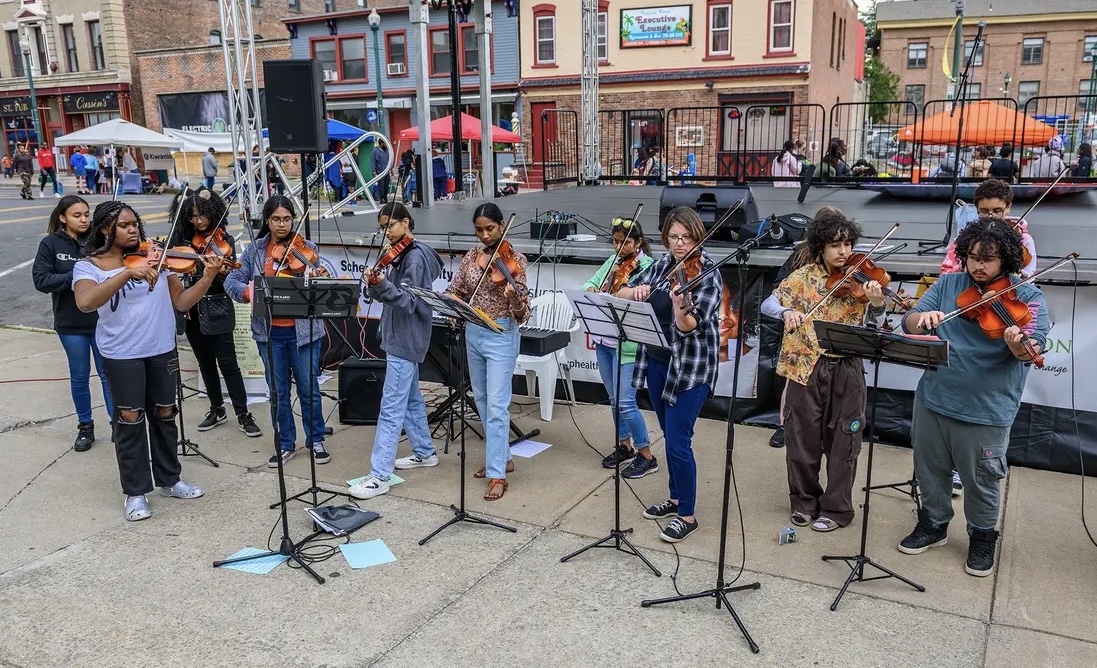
<box><xmin>829</xmin><ymin>101</ymin><xmax>919</xmax><ymax>183</ymax></box>
<box><xmin>1020</xmin><ymin>95</ymin><xmax>1097</xmax><ymax>183</ymax></box>
<box><xmin>663</xmin><ymin>106</ymin><xmax>738</xmax><ymax>183</ymax></box>
<box><xmin>596</xmin><ymin>108</ymin><xmax>664</xmax><ymax>182</ymax></box>
<box><xmin>914</xmin><ymin>97</ymin><xmax>1018</xmax><ymax>183</ymax></box>
<box><xmin>735</xmin><ymin>103</ymin><xmax>825</xmax><ymax>185</ymax></box>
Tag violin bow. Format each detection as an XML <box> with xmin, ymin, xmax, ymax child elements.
<box><xmin>271</xmin><ymin>209</ymin><xmax>313</xmax><ymax>274</ymax></box>
<box><xmin>598</xmin><ymin>202</ymin><xmax>643</xmax><ymax>292</ymax></box>
<box><xmin>152</xmin><ymin>186</ymin><xmax>191</xmax><ymax>281</ymax></box>
<box><xmin>936</xmin><ymin>253</ymin><xmax>1079</xmax><ymax>326</ymax></box>
<box><xmin>653</xmin><ymin>199</ymin><xmax>744</xmax><ymax>292</ymax></box>
<box><xmin>467</xmin><ymin>213</ymin><xmax>518</xmax><ymax>304</ymax></box>
<box><xmin>803</xmin><ymin>222</ymin><xmax>901</xmax><ymax>320</ymax></box>
<box><xmin>1014</xmin><ymin>164</ymin><xmax>1072</xmax><ymax>224</ymax></box>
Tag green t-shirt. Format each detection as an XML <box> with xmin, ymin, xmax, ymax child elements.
<box><xmin>581</xmin><ymin>252</ymin><xmax>655</xmax><ymax>364</ymax></box>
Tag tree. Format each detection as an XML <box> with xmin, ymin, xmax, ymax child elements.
<box><xmin>864</xmin><ymin>57</ymin><xmax>901</xmax><ymax>123</ymax></box>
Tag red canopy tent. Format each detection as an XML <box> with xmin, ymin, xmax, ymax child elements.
<box><xmin>398</xmin><ymin>112</ymin><xmax>521</xmax><ymax>143</ymax></box>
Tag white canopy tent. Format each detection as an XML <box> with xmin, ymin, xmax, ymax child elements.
<box><xmin>53</xmin><ymin>118</ymin><xmax>184</xmax><ymax>149</ymax></box>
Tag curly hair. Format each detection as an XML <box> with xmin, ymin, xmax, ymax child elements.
<box><xmin>806</xmin><ymin>206</ymin><xmax>862</xmax><ymax>263</ymax></box>
<box><xmin>972</xmin><ymin>178</ymin><xmax>1013</xmax><ymax>208</ymax></box>
<box><xmin>83</xmin><ymin>201</ymin><xmax>145</xmax><ymax>257</ymax></box>
<box><xmin>954</xmin><ymin>217</ymin><xmax>1024</xmax><ymax>277</ymax></box>
<box><xmin>168</xmin><ymin>187</ymin><xmax>229</xmax><ymax>246</ymax></box>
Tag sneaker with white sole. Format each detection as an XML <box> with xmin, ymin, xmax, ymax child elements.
<box><xmin>124</xmin><ymin>495</ymin><xmax>151</xmax><ymax>521</ymax></box>
<box><xmin>310</xmin><ymin>443</ymin><xmax>331</xmax><ymax>465</ymax></box>
<box><xmin>395</xmin><ymin>453</ymin><xmax>438</xmax><ymax>469</ymax></box>
<box><xmin>660</xmin><ymin>517</ymin><xmax>699</xmax><ymax>543</ymax></box>
<box><xmin>197</xmin><ymin>405</ymin><xmax>228</xmax><ymax>431</ymax></box>
<box><xmin>159</xmin><ymin>479</ymin><xmax>204</xmax><ymax>499</ymax></box>
<box><xmin>951</xmin><ymin>471</ymin><xmax>964</xmax><ymax>497</ymax></box>
<box><xmin>267</xmin><ymin>448</ymin><xmax>297</xmax><ymax>468</ymax></box>
<box><xmin>238</xmin><ymin>412</ymin><xmax>262</xmax><ymax>437</ymax></box>
<box><xmin>348</xmin><ymin>474</ymin><xmax>390</xmax><ymax>500</ymax></box>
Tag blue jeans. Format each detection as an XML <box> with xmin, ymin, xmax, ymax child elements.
<box><xmin>465</xmin><ymin>318</ymin><xmax>519</xmax><ymax>479</ymax></box>
<box><xmin>595</xmin><ymin>343</ymin><xmax>649</xmax><ymax>447</ymax></box>
<box><xmin>370</xmin><ymin>355</ymin><xmax>435</xmax><ymax>480</ymax></box>
<box><xmin>257</xmin><ymin>327</ymin><xmax>326</xmax><ymax>451</ymax></box>
<box><xmin>646</xmin><ymin>356</ymin><xmax>708</xmax><ymax>517</ymax></box>
<box><xmin>58</xmin><ymin>333</ymin><xmax>114</xmax><ymax>424</ymax></box>
<box><xmin>205</xmin><ymin>176</ymin><xmax>215</xmax><ymax>190</ymax></box>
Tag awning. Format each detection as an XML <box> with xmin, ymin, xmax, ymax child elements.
<box><xmin>429</xmin><ymin>92</ymin><xmax>518</xmax><ymax>106</ymax></box>
<box><xmin>326</xmin><ymin>97</ymin><xmax>412</xmax><ymax>111</ymax></box>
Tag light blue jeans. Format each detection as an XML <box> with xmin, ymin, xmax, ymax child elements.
<box><xmin>595</xmin><ymin>342</ymin><xmax>650</xmax><ymax>447</ymax></box>
<box><xmin>370</xmin><ymin>355</ymin><xmax>436</xmax><ymax>480</ymax></box>
<box><xmin>465</xmin><ymin>318</ymin><xmax>519</xmax><ymax>479</ymax></box>
<box><xmin>256</xmin><ymin>327</ymin><xmax>326</xmax><ymax>451</ymax></box>
<box><xmin>58</xmin><ymin>332</ymin><xmax>114</xmax><ymax>424</ymax></box>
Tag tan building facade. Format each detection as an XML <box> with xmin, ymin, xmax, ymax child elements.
<box><xmin>519</xmin><ymin>0</ymin><xmax>864</xmax><ymax>181</ymax></box>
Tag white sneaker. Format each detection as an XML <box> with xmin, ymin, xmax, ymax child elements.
<box><xmin>54</xmin><ymin>192</ymin><xmax>61</xmax><ymax>198</ymax></box>
<box><xmin>159</xmin><ymin>479</ymin><xmax>205</xmax><ymax>499</ymax></box>
<box><xmin>348</xmin><ymin>474</ymin><xmax>390</xmax><ymax>500</ymax></box>
<box><xmin>395</xmin><ymin>453</ymin><xmax>439</xmax><ymax>469</ymax></box>
<box><xmin>124</xmin><ymin>495</ymin><xmax>152</xmax><ymax>521</ymax></box>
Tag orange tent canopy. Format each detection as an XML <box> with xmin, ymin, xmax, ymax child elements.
<box><xmin>897</xmin><ymin>100</ymin><xmax>1057</xmax><ymax>147</ymax></box>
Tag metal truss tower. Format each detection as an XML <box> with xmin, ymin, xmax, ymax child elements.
<box><xmin>580</xmin><ymin>0</ymin><xmax>599</xmax><ymax>184</ymax></box>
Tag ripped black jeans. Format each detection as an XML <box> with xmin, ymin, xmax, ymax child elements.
<box><xmin>102</xmin><ymin>350</ymin><xmax>182</xmax><ymax>496</ymax></box>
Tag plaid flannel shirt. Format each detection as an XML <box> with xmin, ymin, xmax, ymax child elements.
<box><xmin>629</xmin><ymin>251</ymin><xmax>722</xmax><ymax>405</ymax></box>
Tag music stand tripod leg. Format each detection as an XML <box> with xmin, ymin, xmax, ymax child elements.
<box><xmin>175</xmin><ymin>368</ymin><xmax>218</xmax><ymax>467</ymax></box>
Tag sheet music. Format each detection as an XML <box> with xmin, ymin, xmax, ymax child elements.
<box><xmin>408</xmin><ymin>286</ymin><xmax>503</xmax><ymax>333</ymax></box>
<box><xmin>564</xmin><ymin>289</ymin><xmax>670</xmax><ymax>349</ymax></box>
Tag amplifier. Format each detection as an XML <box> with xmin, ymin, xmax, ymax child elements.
<box><xmin>659</xmin><ymin>185</ymin><xmax>760</xmax><ymax>242</ymax></box>
<box><xmin>338</xmin><ymin>358</ymin><xmax>387</xmax><ymax>425</ymax></box>
<box><xmin>530</xmin><ymin>218</ymin><xmax>577</xmax><ymax>240</ymax></box>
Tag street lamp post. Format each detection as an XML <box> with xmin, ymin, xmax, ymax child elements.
<box><xmin>1088</xmin><ymin>45</ymin><xmax>1097</xmax><ymax>116</ymax></box>
<box><xmin>1003</xmin><ymin>73</ymin><xmax>1011</xmax><ymax>99</ymax></box>
<box><xmin>19</xmin><ymin>34</ymin><xmax>41</xmax><ymax>149</ymax></box>
<box><xmin>367</xmin><ymin>9</ymin><xmax>386</xmax><ymax>137</ymax></box>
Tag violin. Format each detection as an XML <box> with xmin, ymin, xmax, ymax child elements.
<box><xmin>123</xmin><ymin>240</ymin><xmax>205</xmax><ymax>274</ymax></box>
<box><xmin>366</xmin><ymin>236</ymin><xmax>413</xmax><ymax>286</ymax></box>
<box><xmin>267</xmin><ymin>233</ymin><xmax>327</xmax><ymax>277</ymax></box>
<box><xmin>192</xmin><ymin>227</ymin><xmax>241</xmax><ymax>270</ymax></box>
<box><xmin>607</xmin><ymin>254</ymin><xmax>640</xmax><ymax>294</ymax></box>
<box><xmin>826</xmin><ymin>253</ymin><xmax>914</xmax><ymax>311</ymax></box>
<box><xmin>477</xmin><ymin>238</ymin><xmax>524</xmax><ymax>294</ymax></box>
<box><xmin>668</xmin><ymin>254</ymin><xmax>704</xmax><ymax>315</ymax></box>
<box><xmin>955</xmin><ymin>276</ymin><xmax>1045</xmax><ymax>367</ymax></box>
<box><xmin>1002</xmin><ymin>218</ymin><xmax>1033</xmax><ymax>269</ymax></box>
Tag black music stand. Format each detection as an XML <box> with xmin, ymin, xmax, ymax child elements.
<box><xmin>558</xmin><ymin>290</ymin><xmax>664</xmax><ymax>576</ymax></box>
<box><xmin>409</xmin><ymin>288</ymin><xmax>517</xmax><ymax>545</ymax></box>
<box><xmin>814</xmin><ymin>321</ymin><xmax>949</xmax><ymax>611</ymax></box>
<box><xmin>176</xmin><ymin>373</ymin><xmax>218</xmax><ymax>467</ymax></box>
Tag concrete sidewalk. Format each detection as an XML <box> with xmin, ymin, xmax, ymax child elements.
<box><xmin>0</xmin><ymin>326</ymin><xmax>1094</xmax><ymax>667</ymax></box>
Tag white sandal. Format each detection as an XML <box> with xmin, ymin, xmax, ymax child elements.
<box><xmin>811</xmin><ymin>516</ymin><xmax>840</xmax><ymax>532</ymax></box>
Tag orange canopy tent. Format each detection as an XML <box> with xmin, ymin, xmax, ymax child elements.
<box><xmin>897</xmin><ymin>100</ymin><xmax>1057</xmax><ymax>147</ymax></box>
<box><xmin>398</xmin><ymin>112</ymin><xmax>521</xmax><ymax>143</ymax></box>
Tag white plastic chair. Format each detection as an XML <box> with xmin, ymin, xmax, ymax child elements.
<box><xmin>513</xmin><ymin>291</ymin><xmax>579</xmax><ymax>421</ymax></box>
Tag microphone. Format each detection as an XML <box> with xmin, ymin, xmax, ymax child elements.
<box><xmin>767</xmin><ymin>215</ymin><xmax>787</xmax><ymax>242</ymax></box>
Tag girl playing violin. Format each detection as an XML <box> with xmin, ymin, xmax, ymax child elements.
<box><xmin>581</xmin><ymin>215</ymin><xmax>654</xmax><ymax>470</ymax></box>
<box><xmin>898</xmin><ymin>217</ymin><xmax>1048</xmax><ymax>578</ymax></box>
<box><xmin>168</xmin><ymin>188</ymin><xmax>261</xmax><ymax>438</ymax></box>
<box><xmin>615</xmin><ymin>206</ymin><xmax>722</xmax><ymax>543</ymax></box>
<box><xmin>348</xmin><ymin>202</ymin><xmax>444</xmax><ymax>500</ymax></box>
<box><xmin>224</xmin><ymin>196</ymin><xmax>330</xmax><ymax>468</ymax></box>
<box><xmin>444</xmin><ymin>202</ymin><xmax>530</xmax><ymax>501</ymax></box>
<box><xmin>72</xmin><ymin>201</ymin><xmax>225</xmax><ymax>522</ymax></box>
<box><xmin>773</xmin><ymin>207</ymin><xmax>886</xmax><ymax>533</ymax></box>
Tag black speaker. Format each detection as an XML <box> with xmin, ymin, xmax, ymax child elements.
<box><xmin>749</xmin><ymin>212</ymin><xmax>812</xmax><ymax>248</ymax></box>
<box><xmin>659</xmin><ymin>185</ymin><xmax>760</xmax><ymax>242</ymax></box>
<box><xmin>263</xmin><ymin>59</ymin><xmax>328</xmax><ymax>153</ymax></box>
<box><xmin>338</xmin><ymin>358</ymin><xmax>387</xmax><ymax>425</ymax></box>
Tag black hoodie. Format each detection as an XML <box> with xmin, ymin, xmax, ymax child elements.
<box><xmin>32</xmin><ymin>229</ymin><xmax>98</xmax><ymax>334</ymax></box>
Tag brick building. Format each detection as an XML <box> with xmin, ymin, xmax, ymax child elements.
<box><xmin>520</xmin><ymin>0</ymin><xmax>865</xmax><ymax>182</ymax></box>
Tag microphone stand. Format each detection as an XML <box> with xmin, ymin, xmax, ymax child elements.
<box><xmin>920</xmin><ymin>20</ymin><xmax>985</xmax><ymax>255</ymax></box>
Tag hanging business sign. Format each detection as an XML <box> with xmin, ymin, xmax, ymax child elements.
<box><xmin>0</xmin><ymin>96</ymin><xmax>31</xmax><ymax>117</ymax></box>
<box><xmin>619</xmin><ymin>6</ymin><xmax>693</xmax><ymax>48</ymax></box>
<box><xmin>62</xmin><ymin>92</ymin><xmax>119</xmax><ymax>114</ymax></box>
<box><xmin>158</xmin><ymin>91</ymin><xmax>267</xmax><ymax>134</ymax></box>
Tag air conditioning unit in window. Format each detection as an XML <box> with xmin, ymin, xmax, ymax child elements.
<box><xmin>323</xmin><ymin>69</ymin><xmax>338</xmax><ymax>82</ymax></box>
<box><xmin>387</xmin><ymin>62</ymin><xmax>407</xmax><ymax>76</ymax></box>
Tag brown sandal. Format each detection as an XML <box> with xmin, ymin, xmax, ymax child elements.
<box><xmin>484</xmin><ymin>478</ymin><xmax>508</xmax><ymax>501</ymax></box>
<box><xmin>474</xmin><ymin>461</ymin><xmax>515</xmax><ymax>479</ymax></box>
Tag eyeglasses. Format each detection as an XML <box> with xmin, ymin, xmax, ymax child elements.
<box><xmin>667</xmin><ymin>234</ymin><xmax>694</xmax><ymax>245</ymax></box>
<box><xmin>977</xmin><ymin>207</ymin><xmax>1008</xmax><ymax>217</ymax></box>
<box><xmin>268</xmin><ymin>215</ymin><xmax>294</xmax><ymax>225</ymax></box>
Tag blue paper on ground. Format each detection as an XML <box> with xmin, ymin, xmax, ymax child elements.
<box><xmin>339</xmin><ymin>539</ymin><xmax>397</xmax><ymax>569</ymax></box>
<box><xmin>217</xmin><ymin>547</ymin><xmax>288</xmax><ymax>574</ymax></box>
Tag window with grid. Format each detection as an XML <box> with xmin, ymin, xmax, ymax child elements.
<box><xmin>460</xmin><ymin>26</ymin><xmax>479</xmax><ymax>73</ymax></box>
<box><xmin>7</xmin><ymin>30</ymin><xmax>23</xmax><ymax>78</ymax></box>
<box><xmin>1017</xmin><ymin>81</ymin><xmax>1040</xmax><ymax>108</ymax></box>
<box><xmin>1084</xmin><ymin>36</ymin><xmax>1097</xmax><ymax>62</ymax></box>
<box><xmin>710</xmin><ymin>4</ymin><xmax>731</xmax><ymax>56</ymax></box>
<box><xmin>962</xmin><ymin>82</ymin><xmax>981</xmax><ymax>100</ymax></box>
<box><xmin>62</xmin><ymin>24</ymin><xmax>79</xmax><ymax>72</ymax></box>
<box><xmin>430</xmin><ymin>28</ymin><xmax>451</xmax><ymax>75</ymax></box>
<box><xmin>905</xmin><ymin>84</ymin><xmax>925</xmax><ymax>110</ymax></box>
<box><xmin>88</xmin><ymin>20</ymin><xmax>105</xmax><ymax>70</ymax></box>
<box><xmin>313</xmin><ymin>39</ymin><xmax>337</xmax><ymax>77</ymax></box>
<box><xmin>387</xmin><ymin>32</ymin><xmax>406</xmax><ymax>67</ymax></box>
<box><xmin>964</xmin><ymin>39</ymin><xmax>983</xmax><ymax>66</ymax></box>
<box><xmin>597</xmin><ymin>12</ymin><xmax>608</xmax><ymax>61</ymax></box>
<box><xmin>907</xmin><ymin>42</ymin><xmax>927</xmax><ymax>68</ymax></box>
<box><xmin>340</xmin><ymin>37</ymin><xmax>365</xmax><ymax>80</ymax></box>
<box><xmin>536</xmin><ymin>16</ymin><xmax>555</xmax><ymax>64</ymax></box>
<box><xmin>1022</xmin><ymin>37</ymin><xmax>1043</xmax><ymax>65</ymax></box>
<box><xmin>1080</xmin><ymin>80</ymin><xmax>1097</xmax><ymax>110</ymax></box>
<box><xmin>769</xmin><ymin>0</ymin><xmax>793</xmax><ymax>52</ymax></box>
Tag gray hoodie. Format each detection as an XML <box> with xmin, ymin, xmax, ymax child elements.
<box><xmin>364</xmin><ymin>240</ymin><xmax>443</xmax><ymax>363</ymax></box>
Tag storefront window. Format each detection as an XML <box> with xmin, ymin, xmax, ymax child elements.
<box><xmin>85</xmin><ymin>112</ymin><xmax>120</xmax><ymax>127</ymax></box>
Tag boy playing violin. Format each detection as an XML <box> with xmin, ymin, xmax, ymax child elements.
<box><xmin>898</xmin><ymin>218</ymin><xmax>1049</xmax><ymax>577</ymax></box>
<box><xmin>773</xmin><ymin>207</ymin><xmax>886</xmax><ymax>533</ymax></box>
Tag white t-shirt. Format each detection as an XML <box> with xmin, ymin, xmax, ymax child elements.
<box><xmin>72</xmin><ymin>260</ymin><xmax>177</xmax><ymax>360</ymax></box>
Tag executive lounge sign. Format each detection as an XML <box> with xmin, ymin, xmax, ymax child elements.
<box><xmin>0</xmin><ymin>96</ymin><xmax>31</xmax><ymax>117</ymax></box>
<box><xmin>62</xmin><ymin>92</ymin><xmax>119</xmax><ymax>114</ymax></box>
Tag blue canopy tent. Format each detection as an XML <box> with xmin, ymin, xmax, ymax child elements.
<box><xmin>261</xmin><ymin>119</ymin><xmax>366</xmax><ymax>142</ymax></box>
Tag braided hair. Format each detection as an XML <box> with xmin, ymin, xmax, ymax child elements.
<box><xmin>954</xmin><ymin>217</ymin><xmax>1025</xmax><ymax>277</ymax></box>
<box><xmin>83</xmin><ymin>200</ymin><xmax>145</xmax><ymax>257</ymax></box>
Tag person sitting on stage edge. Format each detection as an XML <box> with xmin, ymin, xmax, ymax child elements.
<box><xmin>773</xmin><ymin>207</ymin><xmax>885</xmax><ymax>533</ymax></box>
<box><xmin>583</xmin><ymin>215</ymin><xmax>654</xmax><ymax>470</ymax></box>
<box><xmin>224</xmin><ymin>196</ymin><xmax>331</xmax><ymax>468</ymax></box>
<box><xmin>898</xmin><ymin>218</ymin><xmax>1048</xmax><ymax>577</ymax></box>
<box><xmin>444</xmin><ymin>202</ymin><xmax>529</xmax><ymax>501</ymax></box>
<box><xmin>72</xmin><ymin>201</ymin><xmax>225</xmax><ymax>521</ymax></box>
<box><xmin>348</xmin><ymin>202</ymin><xmax>444</xmax><ymax>500</ymax></box>
<box><xmin>615</xmin><ymin>206</ymin><xmax>722</xmax><ymax>543</ymax></box>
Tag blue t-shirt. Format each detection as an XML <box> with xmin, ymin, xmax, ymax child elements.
<box><xmin>904</xmin><ymin>272</ymin><xmax>1049</xmax><ymax>426</ymax></box>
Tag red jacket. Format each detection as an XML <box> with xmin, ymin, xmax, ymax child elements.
<box><xmin>36</xmin><ymin>148</ymin><xmax>55</xmax><ymax>170</ymax></box>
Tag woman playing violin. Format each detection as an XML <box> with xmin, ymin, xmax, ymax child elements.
<box><xmin>898</xmin><ymin>217</ymin><xmax>1049</xmax><ymax>578</ymax></box>
<box><xmin>72</xmin><ymin>201</ymin><xmax>225</xmax><ymax>522</ymax></box>
<box><xmin>444</xmin><ymin>202</ymin><xmax>529</xmax><ymax>501</ymax></box>
<box><xmin>614</xmin><ymin>206</ymin><xmax>722</xmax><ymax>544</ymax></box>
<box><xmin>168</xmin><ymin>188</ymin><xmax>261</xmax><ymax>438</ymax></box>
<box><xmin>224</xmin><ymin>195</ymin><xmax>330</xmax><ymax>468</ymax></box>
<box><xmin>349</xmin><ymin>202</ymin><xmax>444</xmax><ymax>500</ymax></box>
<box><xmin>773</xmin><ymin>207</ymin><xmax>885</xmax><ymax>533</ymax></box>
<box><xmin>581</xmin><ymin>215</ymin><xmax>654</xmax><ymax>470</ymax></box>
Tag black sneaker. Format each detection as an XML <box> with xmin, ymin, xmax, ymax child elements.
<box><xmin>643</xmin><ymin>499</ymin><xmax>679</xmax><ymax>520</ymax></box>
<box><xmin>238</xmin><ymin>412</ymin><xmax>262</xmax><ymax>438</ymax></box>
<box><xmin>966</xmin><ymin>529</ymin><xmax>999</xmax><ymax>577</ymax></box>
<box><xmin>621</xmin><ymin>454</ymin><xmax>659</xmax><ymax>479</ymax></box>
<box><xmin>267</xmin><ymin>448</ymin><xmax>297</xmax><ymax>468</ymax></box>
<box><xmin>197</xmin><ymin>406</ymin><xmax>228</xmax><ymax>431</ymax></box>
<box><xmin>601</xmin><ymin>444</ymin><xmax>636</xmax><ymax>469</ymax></box>
<box><xmin>769</xmin><ymin>426</ymin><xmax>785</xmax><ymax>448</ymax></box>
<box><xmin>74</xmin><ymin>421</ymin><xmax>95</xmax><ymax>452</ymax></box>
<box><xmin>310</xmin><ymin>443</ymin><xmax>331</xmax><ymax>465</ymax></box>
<box><xmin>898</xmin><ymin>510</ymin><xmax>949</xmax><ymax>555</ymax></box>
<box><xmin>660</xmin><ymin>517</ymin><xmax>698</xmax><ymax>543</ymax></box>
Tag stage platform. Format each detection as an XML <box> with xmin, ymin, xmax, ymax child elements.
<box><xmin>313</xmin><ymin>184</ymin><xmax>1097</xmax><ymax>281</ymax></box>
